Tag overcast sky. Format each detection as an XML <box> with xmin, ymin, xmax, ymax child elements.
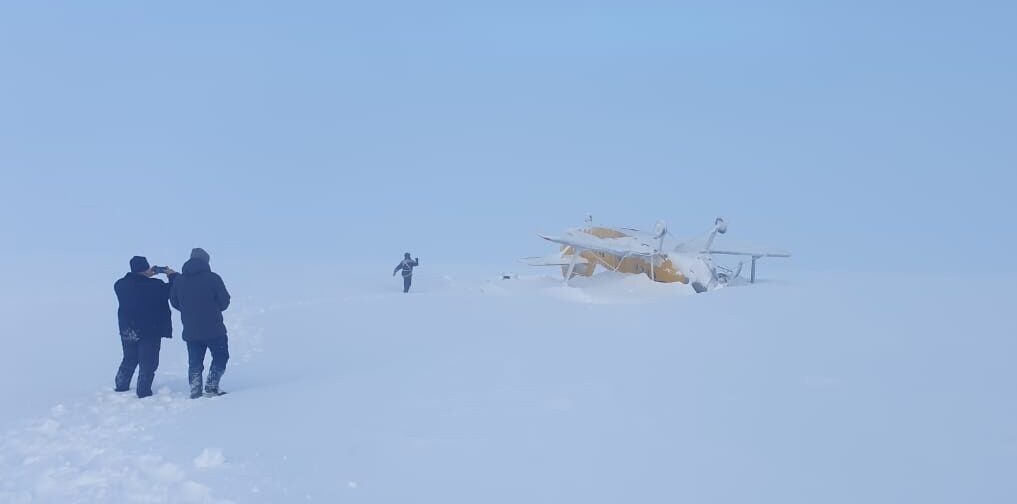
<box><xmin>2</xmin><ymin>1</ymin><xmax>1014</xmax><ymax>274</ymax></box>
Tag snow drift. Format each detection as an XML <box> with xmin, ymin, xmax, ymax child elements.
<box><xmin>1</xmin><ymin>264</ymin><xmax>1014</xmax><ymax>503</ymax></box>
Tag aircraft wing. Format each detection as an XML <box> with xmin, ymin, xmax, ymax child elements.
<box><xmin>519</xmin><ymin>254</ymin><xmax>590</xmax><ymax>267</ymax></box>
<box><xmin>538</xmin><ymin>230</ymin><xmax>658</xmax><ymax>257</ymax></box>
<box><xmin>617</xmin><ymin>227</ymin><xmax>666</xmax><ymax>244</ymax></box>
<box><xmin>708</xmin><ymin>249</ymin><xmax>791</xmax><ymax>258</ymax></box>
<box><xmin>673</xmin><ymin>234</ymin><xmax>790</xmax><ymax>258</ymax></box>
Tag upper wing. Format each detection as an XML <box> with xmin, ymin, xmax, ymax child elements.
<box><xmin>538</xmin><ymin>230</ymin><xmax>658</xmax><ymax>257</ymax></box>
<box><xmin>519</xmin><ymin>253</ymin><xmax>590</xmax><ymax>267</ymax></box>
<box><xmin>616</xmin><ymin>227</ymin><xmax>667</xmax><ymax>245</ymax></box>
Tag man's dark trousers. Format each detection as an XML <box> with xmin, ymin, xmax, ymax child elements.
<box><xmin>187</xmin><ymin>336</ymin><xmax>230</xmax><ymax>391</ymax></box>
<box><xmin>115</xmin><ymin>337</ymin><xmax>163</xmax><ymax>398</ymax></box>
<box><xmin>403</xmin><ymin>275</ymin><xmax>412</xmax><ymax>293</ymax></box>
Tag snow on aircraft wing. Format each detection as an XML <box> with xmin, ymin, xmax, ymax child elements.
<box><xmin>519</xmin><ymin>254</ymin><xmax>590</xmax><ymax>267</ymax></box>
<box><xmin>538</xmin><ymin>230</ymin><xmax>659</xmax><ymax>257</ymax></box>
<box><xmin>617</xmin><ymin>227</ymin><xmax>666</xmax><ymax>244</ymax></box>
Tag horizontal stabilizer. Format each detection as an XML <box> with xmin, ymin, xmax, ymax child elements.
<box><xmin>708</xmin><ymin>249</ymin><xmax>791</xmax><ymax>258</ymax></box>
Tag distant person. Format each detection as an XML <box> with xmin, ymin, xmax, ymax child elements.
<box><xmin>393</xmin><ymin>252</ymin><xmax>420</xmax><ymax>293</ymax></box>
<box><xmin>170</xmin><ymin>248</ymin><xmax>231</xmax><ymax>399</ymax></box>
<box><xmin>113</xmin><ymin>256</ymin><xmax>177</xmax><ymax>398</ymax></box>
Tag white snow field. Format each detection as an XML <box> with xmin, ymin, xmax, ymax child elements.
<box><xmin>1</xmin><ymin>264</ymin><xmax>1015</xmax><ymax>503</ymax></box>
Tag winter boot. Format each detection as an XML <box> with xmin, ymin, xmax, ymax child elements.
<box><xmin>189</xmin><ymin>372</ymin><xmax>204</xmax><ymax>399</ymax></box>
<box><xmin>204</xmin><ymin>367</ymin><xmax>227</xmax><ymax>397</ymax></box>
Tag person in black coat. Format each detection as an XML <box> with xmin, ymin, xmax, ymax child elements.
<box><xmin>170</xmin><ymin>248</ymin><xmax>231</xmax><ymax>398</ymax></box>
<box><xmin>113</xmin><ymin>256</ymin><xmax>178</xmax><ymax>398</ymax></box>
<box><xmin>392</xmin><ymin>252</ymin><xmax>420</xmax><ymax>293</ymax></box>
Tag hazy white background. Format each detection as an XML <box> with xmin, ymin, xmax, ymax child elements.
<box><xmin>2</xmin><ymin>1</ymin><xmax>1014</xmax><ymax>273</ymax></box>
<box><xmin>1</xmin><ymin>3</ymin><xmax>1015</xmax><ymax>502</ymax></box>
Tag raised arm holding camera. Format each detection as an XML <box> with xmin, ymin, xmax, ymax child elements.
<box><xmin>113</xmin><ymin>256</ymin><xmax>178</xmax><ymax>398</ymax></box>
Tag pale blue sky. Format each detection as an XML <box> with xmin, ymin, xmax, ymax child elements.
<box><xmin>2</xmin><ymin>1</ymin><xmax>1014</xmax><ymax>272</ymax></box>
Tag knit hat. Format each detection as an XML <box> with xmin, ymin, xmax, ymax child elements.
<box><xmin>130</xmin><ymin>256</ymin><xmax>151</xmax><ymax>273</ymax></box>
<box><xmin>190</xmin><ymin>248</ymin><xmax>211</xmax><ymax>263</ymax></box>
<box><xmin>404</xmin><ymin>252</ymin><xmax>411</xmax><ymax>259</ymax></box>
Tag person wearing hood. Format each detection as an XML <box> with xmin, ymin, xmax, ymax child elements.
<box><xmin>170</xmin><ymin>248</ymin><xmax>231</xmax><ymax>398</ymax></box>
<box><xmin>113</xmin><ymin>256</ymin><xmax>178</xmax><ymax>398</ymax></box>
<box><xmin>393</xmin><ymin>252</ymin><xmax>420</xmax><ymax>293</ymax></box>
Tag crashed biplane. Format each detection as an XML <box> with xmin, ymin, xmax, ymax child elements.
<box><xmin>522</xmin><ymin>216</ymin><xmax>790</xmax><ymax>293</ymax></box>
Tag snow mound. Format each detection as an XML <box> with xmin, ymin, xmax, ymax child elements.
<box><xmin>0</xmin><ymin>391</ymin><xmax>234</xmax><ymax>504</ymax></box>
<box><xmin>194</xmin><ymin>448</ymin><xmax>226</xmax><ymax>469</ymax></box>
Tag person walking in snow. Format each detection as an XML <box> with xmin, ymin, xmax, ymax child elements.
<box><xmin>393</xmin><ymin>252</ymin><xmax>420</xmax><ymax>293</ymax></box>
<box><xmin>170</xmin><ymin>248</ymin><xmax>232</xmax><ymax>398</ymax></box>
<box><xmin>113</xmin><ymin>256</ymin><xmax>178</xmax><ymax>398</ymax></box>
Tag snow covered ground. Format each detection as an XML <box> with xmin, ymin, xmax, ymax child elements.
<box><xmin>1</xmin><ymin>264</ymin><xmax>1015</xmax><ymax>503</ymax></box>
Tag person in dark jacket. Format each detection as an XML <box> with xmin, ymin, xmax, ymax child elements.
<box><xmin>113</xmin><ymin>256</ymin><xmax>178</xmax><ymax>398</ymax></box>
<box><xmin>170</xmin><ymin>248</ymin><xmax>231</xmax><ymax>398</ymax></box>
<box><xmin>392</xmin><ymin>252</ymin><xmax>420</xmax><ymax>293</ymax></box>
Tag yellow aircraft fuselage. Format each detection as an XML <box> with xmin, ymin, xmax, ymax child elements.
<box><xmin>560</xmin><ymin>227</ymin><xmax>689</xmax><ymax>284</ymax></box>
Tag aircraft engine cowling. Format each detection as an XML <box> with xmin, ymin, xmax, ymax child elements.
<box><xmin>671</xmin><ymin>253</ymin><xmax>718</xmax><ymax>294</ymax></box>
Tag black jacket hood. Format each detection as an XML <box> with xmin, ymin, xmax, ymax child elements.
<box><xmin>182</xmin><ymin>258</ymin><xmax>211</xmax><ymax>275</ymax></box>
<box><xmin>170</xmin><ymin>258</ymin><xmax>231</xmax><ymax>342</ymax></box>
